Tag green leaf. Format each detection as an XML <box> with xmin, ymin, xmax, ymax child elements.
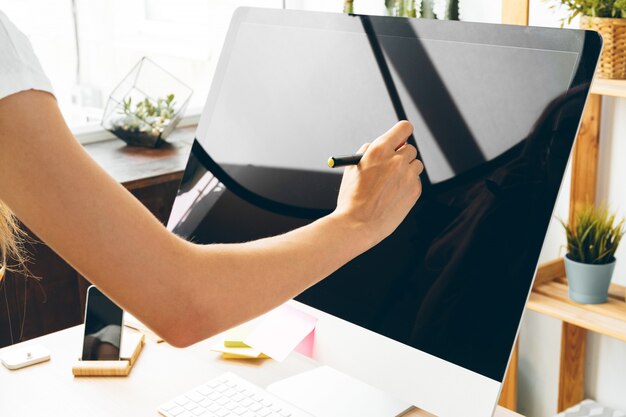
<box><xmin>420</xmin><ymin>0</ymin><xmax>437</xmax><ymax>19</ymax></box>
<box><xmin>445</xmin><ymin>0</ymin><xmax>459</xmax><ymax>20</ymax></box>
<box><xmin>344</xmin><ymin>0</ymin><xmax>354</xmax><ymax>14</ymax></box>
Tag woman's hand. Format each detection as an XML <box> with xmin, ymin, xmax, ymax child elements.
<box><xmin>333</xmin><ymin>121</ymin><xmax>424</xmax><ymax>248</ymax></box>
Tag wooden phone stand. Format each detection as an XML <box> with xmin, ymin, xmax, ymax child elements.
<box><xmin>72</xmin><ymin>330</ymin><xmax>145</xmax><ymax>377</ymax></box>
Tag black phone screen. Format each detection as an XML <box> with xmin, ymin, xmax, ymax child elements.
<box><xmin>81</xmin><ymin>286</ymin><xmax>124</xmax><ymax>361</ymax></box>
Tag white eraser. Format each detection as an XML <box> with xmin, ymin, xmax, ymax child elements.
<box><xmin>1</xmin><ymin>345</ymin><xmax>50</xmax><ymax>370</ymax></box>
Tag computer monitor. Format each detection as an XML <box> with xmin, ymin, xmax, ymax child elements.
<box><xmin>167</xmin><ymin>8</ymin><xmax>601</xmax><ymax>417</ymax></box>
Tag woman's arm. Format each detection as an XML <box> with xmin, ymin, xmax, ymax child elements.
<box><xmin>0</xmin><ymin>91</ymin><xmax>422</xmax><ymax>347</ymax></box>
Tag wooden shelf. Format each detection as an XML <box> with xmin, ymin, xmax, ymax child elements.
<box><xmin>528</xmin><ymin>266</ymin><xmax>626</xmax><ymax>343</ymax></box>
<box><xmin>591</xmin><ymin>78</ymin><xmax>626</xmax><ymax>98</ymax></box>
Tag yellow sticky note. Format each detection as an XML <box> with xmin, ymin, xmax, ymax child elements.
<box><xmin>222</xmin><ymin>352</ymin><xmax>270</xmax><ymax>360</ymax></box>
<box><xmin>210</xmin><ymin>344</ymin><xmax>269</xmax><ymax>359</ymax></box>
<box><xmin>224</xmin><ymin>327</ymin><xmax>252</xmax><ymax>348</ymax></box>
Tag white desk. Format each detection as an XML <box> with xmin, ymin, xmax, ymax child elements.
<box><xmin>0</xmin><ymin>325</ymin><xmax>522</xmax><ymax>417</ymax></box>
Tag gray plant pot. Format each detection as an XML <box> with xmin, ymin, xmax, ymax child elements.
<box><xmin>564</xmin><ymin>256</ymin><xmax>616</xmax><ymax>304</ymax></box>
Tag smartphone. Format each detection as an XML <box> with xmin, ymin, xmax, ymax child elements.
<box><xmin>81</xmin><ymin>286</ymin><xmax>124</xmax><ymax>361</ymax></box>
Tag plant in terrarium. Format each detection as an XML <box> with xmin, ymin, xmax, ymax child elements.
<box><xmin>102</xmin><ymin>57</ymin><xmax>192</xmax><ymax>147</ymax></box>
<box><xmin>112</xmin><ymin>93</ymin><xmax>177</xmax><ymax>140</ymax></box>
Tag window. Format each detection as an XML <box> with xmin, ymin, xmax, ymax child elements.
<box><xmin>0</xmin><ymin>0</ymin><xmax>281</xmax><ymax>140</ymax></box>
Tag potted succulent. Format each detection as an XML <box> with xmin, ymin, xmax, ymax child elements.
<box><xmin>560</xmin><ymin>205</ymin><xmax>625</xmax><ymax>304</ymax></box>
<box><xmin>552</xmin><ymin>0</ymin><xmax>626</xmax><ymax>79</ymax></box>
<box><xmin>101</xmin><ymin>57</ymin><xmax>192</xmax><ymax>148</ymax></box>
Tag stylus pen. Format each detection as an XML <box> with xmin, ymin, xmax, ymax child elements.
<box><xmin>327</xmin><ymin>154</ymin><xmax>364</xmax><ymax>168</ymax></box>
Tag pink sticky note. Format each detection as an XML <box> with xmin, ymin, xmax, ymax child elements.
<box><xmin>294</xmin><ymin>328</ymin><xmax>315</xmax><ymax>358</ymax></box>
<box><xmin>244</xmin><ymin>303</ymin><xmax>317</xmax><ymax>362</ymax></box>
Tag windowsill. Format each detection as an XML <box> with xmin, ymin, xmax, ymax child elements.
<box><xmin>72</xmin><ymin>107</ymin><xmax>202</xmax><ymax>145</ymax></box>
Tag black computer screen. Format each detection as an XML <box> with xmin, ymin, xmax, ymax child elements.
<box><xmin>167</xmin><ymin>8</ymin><xmax>600</xmax><ymax>381</ymax></box>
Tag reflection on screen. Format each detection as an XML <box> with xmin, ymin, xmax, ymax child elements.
<box><xmin>82</xmin><ymin>289</ymin><xmax>123</xmax><ymax>361</ymax></box>
<box><xmin>201</xmin><ymin>19</ymin><xmax>578</xmax><ymax>189</ymax></box>
<box><xmin>168</xmin><ymin>10</ymin><xmax>594</xmax><ymax>381</ymax></box>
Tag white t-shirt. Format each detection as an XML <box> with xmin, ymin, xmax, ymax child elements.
<box><xmin>0</xmin><ymin>11</ymin><xmax>53</xmax><ymax>100</ymax></box>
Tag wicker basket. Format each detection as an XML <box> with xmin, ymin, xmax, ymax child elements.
<box><xmin>580</xmin><ymin>16</ymin><xmax>626</xmax><ymax>79</ymax></box>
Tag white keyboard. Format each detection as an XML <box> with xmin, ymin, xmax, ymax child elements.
<box><xmin>158</xmin><ymin>372</ymin><xmax>313</xmax><ymax>417</ymax></box>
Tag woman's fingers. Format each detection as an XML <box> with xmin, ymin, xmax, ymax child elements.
<box><xmin>410</xmin><ymin>157</ymin><xmax>425</xmax><ymax>174</ymax></box>
<box><xmin>369</xmin><ymin>121</ymin><xmax>414</xmax><ymax>156</ymax></box>
<box><xmin>356</xmin><ymin>142</ymin><xmax>370</xmax><ymax>154</ymax></box>
<box><xmin>396</xmin><ymin>143</ymin><xmax>418</xmax><ymax>163</ymax></box>
<box><xmin>334</xmin><ymin>121</ymin><xmax>425</xmax><ymax>248</ymax></box>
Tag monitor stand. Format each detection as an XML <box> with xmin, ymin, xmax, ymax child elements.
<box><xmin>267</xmin><ymin>366</ymin><xmax>414</xmax><ymax>417</ymax></box>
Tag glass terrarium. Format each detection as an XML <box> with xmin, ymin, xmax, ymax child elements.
<box><xmin>102</xmin><ymin>57</ymin><xmax>193</xmax><ymax>147</ymax></box>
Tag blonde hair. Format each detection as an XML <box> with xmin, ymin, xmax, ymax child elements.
<box><xmin>0</xmin><ymin>201</ymin><xmax>27</xmax><ymax>279</ymax></box>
